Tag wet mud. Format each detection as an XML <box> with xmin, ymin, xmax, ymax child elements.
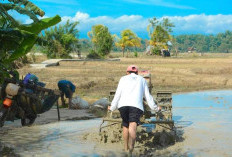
<box><xmin>1</xmin><ymin>90</ymin><xmax>232</xmax><ymax>156</ymax></box>
<box><xmin>0</xmin><ymin>142</ymin><xmax>19</xmax><ymax>157</ymax></box>
<box><xmin>83</xmin><ymin>120</ymin><xmax>181</xmax><ymax>156</ymax></box>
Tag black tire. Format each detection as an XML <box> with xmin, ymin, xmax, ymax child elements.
<box><xmin>21</xmin><ymin>116</ymin><xmax>36</xmax><ymax>126</ymax></box>
<box><xmin>0</xmin><ymin>106</ymin><xmax>9</xmax><ymax>127</ymax></box>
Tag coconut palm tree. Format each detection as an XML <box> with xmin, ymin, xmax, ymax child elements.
<box><xmin>115</xmin><ymin>29</ymin><xmax>141</xmax><ymax>57</ymax></box>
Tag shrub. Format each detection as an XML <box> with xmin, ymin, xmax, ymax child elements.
<box><xmin>87</xmin><ymin>49</ymin><xmax>102</xmax><ymax>59</ymax></box>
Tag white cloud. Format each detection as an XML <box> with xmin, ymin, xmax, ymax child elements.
<box><xmin>61</xmin><ymin>12</ymin><xmax>148</xmax><ymax>36</ymax></box>
<box><xmin>60</xmin><ymin>12</ymin><xmax>232</xmax><ymax>38</ymax></box>
<box><xmin>21</xmin><ymin>11</ymin><xmax>232</xmax><ymax>37</ymax></box>
<box><xmin>167</xmin><ymin>14</ymin><xmax>232</xmax><ymax>34</ymax></box>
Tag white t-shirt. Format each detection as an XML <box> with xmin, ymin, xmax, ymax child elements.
<box><xmin>110</xmin><ymin>73</ymin><xmax>159</xmax><ymax>112</ymax></box>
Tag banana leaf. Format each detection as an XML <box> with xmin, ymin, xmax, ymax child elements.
<box><xmin>19</xmin><ymin>15</ymin><xmax>61</xmax><ymax>34</ymax></box>
<box><xmin>7</xmin><ymin>0</ymin><xmax>45</xmax><ymax>17</ymax></box>
<box><xmin>2</xmin><ymin>15</ymin><xmax>61</xmax><ymax>63</ymax></box>
<box><xmin>0</xmin><ymin>28</ymin><xmax>24</xmax><ymax>53</ymax></box>
<box><xmin>2</xmin><ymin>29</ymin><xmax>37</xmax><ymax>63</ymax></box>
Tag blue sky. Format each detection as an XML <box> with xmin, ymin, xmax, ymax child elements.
<box><xmin>24</xmin><ymin>0</ymin><xmax>232</xmax><ymax>38</ymax></box>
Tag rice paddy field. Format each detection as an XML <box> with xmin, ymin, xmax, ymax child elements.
<box><xmin>19</xmin><ymin>53</ymin><xmax>232</xmax><ymax>103</ymax></box>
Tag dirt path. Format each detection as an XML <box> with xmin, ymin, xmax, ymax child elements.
<box><xmin>30</xmin><ymin>58</ymin><xmax>120</xmax><ymax>69</ymax></box>
<box><xmin>1</xmin><ymin>108</ymin><xmax>95</xmax><ymax>129</ymax></box>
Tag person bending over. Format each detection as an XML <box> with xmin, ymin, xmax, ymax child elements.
<box><xmin>58</xmin><ymin>80</ymin><xmax>76</xmax><ymax>108</ymax></box>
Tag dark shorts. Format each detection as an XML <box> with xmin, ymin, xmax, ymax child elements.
<box><xmin>118</xmin><ymin>106</ymin><xmax>143</xmax><ymax>128</ymax></box>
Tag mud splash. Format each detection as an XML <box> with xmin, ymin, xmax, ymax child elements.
<box><xmin>83</xmin><ymin>122</ymin><xmax>179</xmax><ymax>156</ymax></box>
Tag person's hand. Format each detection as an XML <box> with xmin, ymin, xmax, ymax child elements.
<box><xmin>156</xmin><ymin>106</ymin><xmax>162</xmax><ymax>112</ymax></box>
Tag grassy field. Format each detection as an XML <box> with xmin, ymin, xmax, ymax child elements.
<box><xmin>19</xmin><ymin>53</ymin><xmax>232</xmax><ymax>103</ymax></box>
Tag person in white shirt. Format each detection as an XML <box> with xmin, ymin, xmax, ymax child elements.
<box><xmin>108</xmin><ymin>65</ymin><xmax>160</xmax><ymax>154</ymax></box>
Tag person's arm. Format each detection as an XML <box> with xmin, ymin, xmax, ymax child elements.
<box><xmin>110</xmin><ymin>78</ymin><xmax>123</xmax><ymax>111</ymax></box>
<box><xmin>143</xmin><ymin>80</ymin><xmax>160</xmax><ymax>112</ymax></box>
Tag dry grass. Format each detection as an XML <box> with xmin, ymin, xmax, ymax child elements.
<box><xmin>18</xmin><ymin>53</ymin><xmax>232</xmax><ymax>102</ymax></box>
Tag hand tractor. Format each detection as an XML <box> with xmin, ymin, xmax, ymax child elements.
<box><xmin>99</xmin><ymin>70</ymin><xmax>176</xmax><ymax>147</ymax></box>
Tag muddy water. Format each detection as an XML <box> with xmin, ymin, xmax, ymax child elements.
<box><xmin>167</xmin><ymin>90</ymin><xmax>232</xmax><ymax>157</ymax></box>
<box><xmin>0</xmin><ymin>120</ymin><xmax>102</xmax><ymax>157</ymax></box>
<box><xmin>1</xmin><ymin>90</ymin><xmax>232</xmax><ymax>157</ymax></box>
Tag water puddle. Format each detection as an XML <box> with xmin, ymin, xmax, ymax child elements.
<box><xmin>1</xmin><ymin>90</ymin><xmax>232</xmax><ymax>156</ymax></box>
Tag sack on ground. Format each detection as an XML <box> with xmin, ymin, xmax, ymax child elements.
<box><xmin>71</xmin><ymin>96</ymin><xmax>89</xmax><ymax>109</ymax></box>
<box><xmin>91</xmin><ymin>98</ymin><xmax>110</xmax><ymax>109</ymax></box>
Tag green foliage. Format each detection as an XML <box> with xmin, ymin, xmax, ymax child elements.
<box><xmin>152</xmin><ymin>46</ymin><xmax>161</xmax><ymax>55</ymax></box>
<box><xmin>174</xmin><ymin>30</ymin><xmax>232</xmax><ymax>53</ymax></box>
<box><xmin>0</xmin><ymin>63</ymin><xmax>19</xmax><ymax>83</ymax></box>
<box><xmin>40</xmin><ymin>20</ymin><xmax>80</xmax><ymax>58</ymax></box>
<box><xmin>115</xmin><ymin>29</ymin><xmax>141</xmax><ymax>57</ymax></box>
<box><xmin>112</xmin><ymin>38</ymin><xmax>148</xmax><ymax>52</ymax></box>
<box><xmin>79</xmin><ymin>39</ymin><xmax>92</xmax><ymax>52</ymax></box>
<box><xmin>0</xmin><ymin>0</ymin><xmax>45</xmax><ymax>28</ymax></box>
<box><xmin>134</xmin><ymin>51</ymin><xmax>138</xmax><ymax>57</ymax></box>
<box><xmin>88</xmin><ymin>24</ymin><xmax>113</xmax><ymax>57</ymax></box>
<box><xmin>19</xmin><ymin>15</ymin><xmax>61</xmax><ymax>34</ymax></box>
<box><xmin>0</xmin><ymin>0</ymin><xmax>61</xmax><ymax>83</ymax></box>
<box><xmin>147</xmin><ymin>17</ymin><xmax>174</xmax><ymax>54</ymax></box>
<box><xmin>86</xmin><ymin>49</ymin><xmax>101</xmax><ymax>59</ymax></box>
<box><xmin>3</xmin><ymin>29</ymin><xmax>37</xmax><ymax>63</ymax></box>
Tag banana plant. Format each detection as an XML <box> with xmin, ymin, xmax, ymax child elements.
<box><xmin>0</xmin><ymin>0</ymin><xmax>61</xmax><ymax>83</ymax></box>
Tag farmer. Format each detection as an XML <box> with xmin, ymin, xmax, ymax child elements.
<box><xmin>108</xmin><ymin>65</ymin><xmax>161</xmax><ymax>154</ymax></box>
<box><xmin>58</xmin><ymin>80</ymin><xmax>76</xmax><ymax>108</ymax></box>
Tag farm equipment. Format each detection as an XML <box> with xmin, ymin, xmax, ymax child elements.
<box><xmin>99</xmin><ymin>70</ymin><xmax>175</xmax><ymax>146</ymax></box>
<box><xmin>161</xmin><ymin>49</ymin><xmax>170</xmax><ymax>57</ymax></box>
<box><xmin>0</xmin><ymin>67</ymin><xmax>60</xmax><ymax>127</ymax></box>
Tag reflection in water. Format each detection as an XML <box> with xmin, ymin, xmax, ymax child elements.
<box><xmin>171</xmin><ymin>90</ymin><xmax>232</xmax><ymax>157</ymax></box>
<box><xmin>1</xmin><ymin>90</ymin><xmax>232</xmax><ymax>157</ymax></box>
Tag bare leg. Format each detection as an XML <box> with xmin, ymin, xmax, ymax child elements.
<box><xmin>128</xmin><ymin>122</ymin><xmax>137</xmax><ymax>152</ymax></box>
<box><xmin>68</xmin><ymin>92</ymin><xmax>73</xmax><ymax>109</ymax></box>
<box><xmin>61</xmin><ymin>92</ymin><xmax>65</xmax><ymax>107</ymax></box>
<box><xmin>122</xmin><ymin>126</ymin><xmax>129</xmax><ymax>151</ymax></box>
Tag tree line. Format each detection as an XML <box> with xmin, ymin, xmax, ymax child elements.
<box><xmin>38</xmin><ymin>17</ymin><xmax>174</xmax><ymax>58</ymax></box>
<box><xmin>39</xmin><ymin>19</ymin><xmax>232</xmax><ymax>59</ymax></box>
<box><xmin>174</xmin><ymin>31</ymin><xmax>232</xmax><ymax>53</ymax></box>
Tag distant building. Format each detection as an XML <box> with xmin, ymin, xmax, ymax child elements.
<box><xmin>187</xmin><ymin>47</ymin><xmax>196</xmax><ymax>53</ymax></box>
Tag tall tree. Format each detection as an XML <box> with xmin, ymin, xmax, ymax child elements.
<box><xmin>88</xmin><ymin>24</ymin><xmax>113</xmax><ymax>57</ymax></box>
<box><xmin>40</xmin><ymin>20</ymin><xmax>80</xmax><ymax>58</ymax></box>
<box><xmin>147</xmin><ymin>17</ymin><xmax>174</xmax><ymax>55</ymax></box>
<box><xmin>115</xmin><ymin>29</ymin><xmax>141</xmax><ymax>57</ymax></box>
